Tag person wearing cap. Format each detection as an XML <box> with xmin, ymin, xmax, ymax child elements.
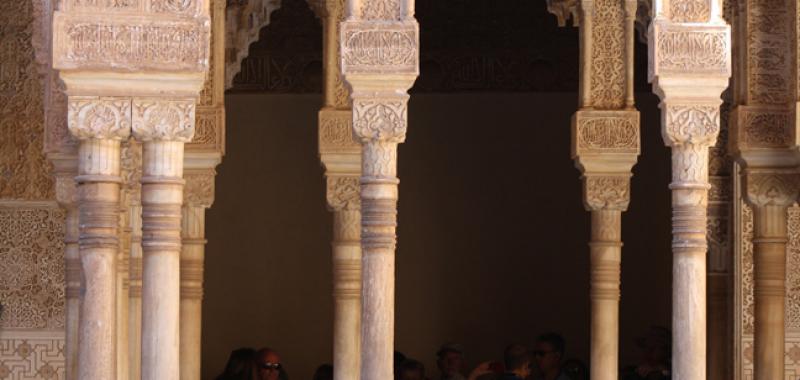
<box><xmin>437</xmin><ymin>343</ymin><xmax>467</xmax><ymax>380</ymax></box>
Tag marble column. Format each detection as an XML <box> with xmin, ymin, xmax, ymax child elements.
<box><xmin>133</xmin><ymin>99</ymin><xmax>197</xmax><ymax>380</ymax></box>
<box><xmin>54</xmin><ymin>166</ymin><xmax>80</xmax><ymax>380</ymax></box>
<box><xmin>549</xmin><ymin>0</ymin><xmax>640</xmax><ymax>377</ymax></box>
<box><xmin>67</xmin><ymin>98</ymin><xmax>132</xmax><ymax>380</ymax></box>
<box><xmin>312</xmin><ymin>0</ymin><xmax>363</xmax><ymax>378</ymax></box>
<box><xmin>180</xmin><ymin>170</ymin><xmax>215</xmax><ymax>380</ymax></box>
<box><xmin>647</xmin><ymin>1</ymin><xmax>731</xmax><ymax>378</ymax></box>
<box><xmin>340</xmin><ymin>0</ymin><xmax>420</xmax><ymax>377</ymax></box>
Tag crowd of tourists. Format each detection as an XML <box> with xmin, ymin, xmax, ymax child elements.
<box><xmin>215</xmin><ymin>328</ymin><xmax>671</xmax><ymax>380</ymax></box>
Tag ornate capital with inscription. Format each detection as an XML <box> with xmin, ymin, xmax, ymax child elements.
<box><xmin>583</xmin><ymin>175</ymin><xmax>632</xmax><ymax>211</ymax></box>
<box><xmin>132</xmin><ymin>99</ymin><xmax>196</xmax><ymax>142</ymax></box>
<box><xmin>744</xmin><ymin>171</ymin><xmax>800</xmax><ymax>209</ymax></box>
<box><xmin>67</xmin><ymin>97</ymin><xmax>132</xmax><ymax>140</ymax></box>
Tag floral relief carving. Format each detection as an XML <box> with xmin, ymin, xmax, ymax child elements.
<box><xmin>576</xmin><ymin>114</ymin><xmax>639</xmax><ymax>152</ymax></box>
<box><xmin>327</xmin><ymin>176</ymin><xmax>360</xmax><ymax>211</ymax></box>
<box><xmin>53</xmin><ymin>14</ymin><xmax>210</xmax><ymax>72</ymax></box>
<box><xmin>121</xmin><ymin>140</ymin><xmax>142</xmax><ymax>195</ymax></box>
<box><xmin>149</xmin><ymin>0</ymin><xmax>197</xmax><ymax>14</ymax></box>
<box><xmin>584</xmin><ymin>175</ymin><xmax>630</xmax><ymax>211</ymax></box>
<box><xmin>342</xmin><ymin>23</ymin><xmax>418</xmax><ymax>74</ymax></box>
<box><xmin>183</xmin><ymin>172</ymin><xmax>215</xmax><ymax>206</ymax></box>
<box><xmin>353</xmin><ymin>99</ymin><xmax>407</xmax><ymax>143</ymax></box>
<box><xmin>669</xmin><ymin>0</ymin><xmax>710</xmax><ymax>22</ymax></box>
<box><xmin>664</xmin><ymin>104</ymin><xmax>719</xmax><ymax>145</ymax></box>
<box><xmin>363</xmin><ymin>141</ymin><xmax>398</xmax><ymax>177</ymax></box>
<box><xmin>742</xmin><ymin>202</ymin><xmax>755</xmax><ymax>334</ymax></box>
<box><xmin>132</xmin><ymin>99</ymin><xmax>196</xmax><ymax>142</ymax></box>
<box><xmin>787</xmin><ymin>207</ymin><xmax>800</xmax><ymax>330</ymax></box>
<box><xmin>67</xmin><ymin>97</ymin><xmax>132</xmax><ymax>140</ymax></box>
<box><xmin>590</xmin><ymin>0</ymin><xmax>626</xmax><ymax>109</ymax></box>
<box><xmin>656</xmin><ymin>28</ymin><xmax>728</xmax><ymax>73</ymax></box>
<box><xmin>360</xmin><ymin>0</ymin><xmax>401</xmax><ymax>20</ymax></box>
<box><xmin>0</xmin><ymin>206</ymin><xmax>66</xmax><ymax>329</ymax></box>
<box><xmin>189</xmin><ymin>107</ymin><xmax>221</xmax><ymax>149</ymax></box>
<box><xmin>742</xmin><ymin>111</ymin><xmax>793</xmax><ymax>148</ymax></box>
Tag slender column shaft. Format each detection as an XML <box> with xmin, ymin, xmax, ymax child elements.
<box><xmin>117</xmin><ymin>194</ymin><xmax>131</xmax><ymax>380</ymax></box>
<box><xmin>140</xmin><ymin>140</ymin><xmax>186</xmax><ymax>380</ymax></box>
<box><xmin>752</xmin><ymin>204</ymin><xmax>788</xmax><ymax>380</ymax></box>
<box><xmin>64</xmin><ymin>205</ymin><xmax>81</xmax><ymax>380</ymax></box>
<box><xmin>77</xmin><ymin>138</ymin><xmax>122</xmax><ymax>380</ymax></box>
<box><xmin>589</xmin><ymin>209</ymin><xmax>621</xmax><ymax>380</ymax></box>
<box><xmin>129</xmin><ymin>204</ymin><xmax>143</xmax><ymax>380</ymax></box>
<box><xmin>333</xmin><ymin>209</ymin><xmax>362</xmax><ymax>380</ymax></box>
<box><xmin>181</xmin><ymin>204</ymin><xmax>206</xmax><ymax>380</ymax></box>
<box><xmin>360</xmin><ymin>141</ymin><xmax>399</xmax><ymax>380</ymax></box>
<box><xmin>670</xmin><ymin>143</ymin><xmax>709</xmax><ymax>380</ymax></box>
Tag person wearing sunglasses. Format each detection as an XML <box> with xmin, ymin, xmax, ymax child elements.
<box><xmin>256</xmin><ymin>348</ymin><xmax>287</xmax><ymax>380</ymax></box>
<box><xmin>532</xmin><ymin>333</ymin><xmax>569</xmax><ymax>380</ymax></box>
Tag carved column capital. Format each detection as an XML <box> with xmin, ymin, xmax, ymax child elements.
<box><xmin>132</xmin><ymin>98</ymin><xmax>197</xmax><ymax>142</ymax></box>
<box><xmin>327</xmin><ymin>176</ymin><xmax>360</xmax><ymax>211</ymax></box>
<box><xmin>183</xmin><ymin>170</ymin><xmax>216</xmax><ymax>208</ymax></box>
<box><xmin>662</xmin><ymin>103</ymin><xmax>721</xmax><ymax>147</ymax></box>
<box><xmin>352</xmin><ymin>98</ymin><xmax>409</xmax><ymax>144</ymax></box>
<box><xmin>583</xmin><ymin>175</ymin><xmax>632</xmax><ymax>211</ymax></box>
<box><xmin>744</xmin><ymin>171</ymin><xmax>800</xmax><ymax>209</ymax></box>
<box><xmin>67</xmin><ymin>97</ymin><xmax>132</xmax><ymax>140</ymax></box>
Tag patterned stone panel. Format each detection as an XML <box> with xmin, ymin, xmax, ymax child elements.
<box><xmin>650</xmin><ymin>24</ymin><xmax>730</xmax><ymax>77</ymax></box>
<box><xmin>0</xmin><ymin>331</ymin><xmax>65</xmax><ymax>380</ymax></box>
<box><xmin>590</xmin><ymin>0</ymin><xmax>626</xmax><ymax>109</ymax></box>
<box><xmin>740</xmin><ymin>337</ymin><xmax>800</xmax><ymax>380</ymax></box>
<box><xmin>0</xmin><ymin>205</ymin><xmax>65</xmax><ymax>330</ymax></box>
<box><xmin>341</xmin><ymin>21</ymin><xmax>419</xmax><ymax>75</ymax></box>
<box><xmin>745</xmin><ymin>0</ymin><xmax>792</xmax><ymax>105</ymax></box>
<box><xmin>0</xmin><ymin>1</ymin><xmax>54</xmax><ymax>201</ymax></box>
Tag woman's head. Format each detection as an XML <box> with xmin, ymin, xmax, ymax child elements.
<box><xmin>217</xmin><ymin>347</ymin><xmax>258</xmax><ymax>380</ymax></box>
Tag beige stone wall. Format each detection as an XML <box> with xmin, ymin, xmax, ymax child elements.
<box><xmin>0</xmin><ymin>1</ymin><xmax>66</xmax><ymax>379</ymax></box>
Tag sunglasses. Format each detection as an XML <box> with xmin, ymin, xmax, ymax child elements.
<box><xmin>261</xmin><ymin>362</ymin><xmax>282</xmax><ymax>370</ymax></box>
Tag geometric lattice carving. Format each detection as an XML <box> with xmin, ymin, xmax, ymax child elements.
<box><xmin>0</xmin><ymin>205</ymin><xmax>65</xmax><ymax>330</ymax></box>
<box><xmin>0</xmin><ymin>333</ymin><xmax>65</xmax><ymax>380</ymax></box>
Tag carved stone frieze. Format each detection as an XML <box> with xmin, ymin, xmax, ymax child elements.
<box><xmin>319</xmin><ymin>109</ymin><xmax>359</xmax><ymax>153</ymax></box>
<box><xmin>132</xmin><ymin>98</ymin><xmax>196</xmax><ymax>142</ymax></box>
<box><xmin>0</xmin><ymin>205</ymin><xmax>66</xmax><ymax>330</ymax></box>
<box><xmin>63</xmin><ymin>0</ymin><xmax>203</xmax><ymax>16</ymax></box>
<box><xmin>326</xmin><ymin>176</ymin><xmax>360</xmax><ymax>211</ymax></box>
<box><xmin>573</xmin><ymin>111</ymin><xmax>640</xmax><ymax>155</ymax></box>
<box><xmin>0</xmin><ymin>333</ymin><xmax>65</xmax><ymax>380</ymax></box>
<box><xmin>743</xmin><ymin>0</ymin><xmax>792</xmax><ymax>105</ymax></box>
<box><xmin>67</xmin><ymin>97</ymin><xmax>132</xmax><ymax>140</ymax></box>
<box><xmin>650</xmin><ymin>23</ymin><xmax>730</xmax><ymax>77</ymax></box>
<box><xmin>583</xmin><ymin>175</ymin><xmax>631</xmax><ymax>211</ymax></box>
<box><xmin>352</xmin><ymin>98</ymin><xmax>408</xmax><ymax>143</ymax></box>
<box><xmin>341</xmin><ymin>21</ymin><xmax>419</xmax><ymax>75</ymax></box>
<box><xmin>190</xmin><ymin>106</ymin><xmax>225</xmax><ymax>152</ymax></box>
<box><xmin>52</xmin><ymin>12</ymin><xmax>210</xmax><ymax>72</ymax></box>
<box><xmin>183</xmin><ymin>171</ymin><xmax>215</xmax><ymax>207</ymax></box>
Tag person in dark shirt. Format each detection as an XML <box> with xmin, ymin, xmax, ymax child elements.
<box><xmin>532</xmin><ymin>333</ymin><xmax>570</xmax><ymax>380</ymax></box>
<box><xmin>621</xmin><ymin>326</ymin><xmax>671</xmax><ymax>380</ymax></box>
